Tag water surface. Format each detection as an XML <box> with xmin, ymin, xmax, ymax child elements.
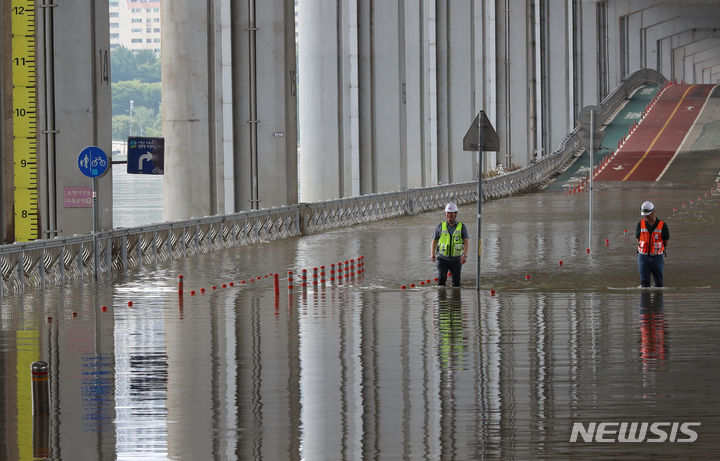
<box><xmin>2</xmin><ymin>184</ymin><xmax>719</xmax><ymax>460</ymax></box>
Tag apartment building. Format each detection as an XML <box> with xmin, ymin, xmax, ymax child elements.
<box><xmin>109</xmin><ymin>0</ymin><xmax>161</xmax><ymax>54</ymax></box>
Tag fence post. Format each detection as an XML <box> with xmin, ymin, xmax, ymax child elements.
<box><xmin>298</xmin><ymin>203</ymin><xmax>309</xmax><ymax>235</ymax></box>
<box><xmin>121</xmin><ymin>235</ymin><xmax>128</xmax><ymax>270</ymax></box>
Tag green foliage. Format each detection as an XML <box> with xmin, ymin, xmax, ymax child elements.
<box><xmin>112</xmin><ymin>80</ymin><xmax>161</xmax><ymax>115</ymax></box>
<box><xmin>112</xmin><ymin>107</ymin><xmax>161</xmax><ymax>141</ymax></box>
<box><xmin>111</xmin><ymin>46</ymin><xmax>160</xmax><ymax>83</ymax></box>
<box><xmin>111</xmin><ymin>46</ymin><xmax>162</xmax><ymax>141</ymax></box>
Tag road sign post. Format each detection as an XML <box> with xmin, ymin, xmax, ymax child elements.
<box><xmin>77</xmin><ymin>146</ymin><xmax>109</xmax><ymax>280</ymax></box>
<box><xmin>463</xmin><ymin>111</ymin><xmax>499</xmax><ymax>292</ymax></box>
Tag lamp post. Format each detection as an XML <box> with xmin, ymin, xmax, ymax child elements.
<box><xmin>129</xmin><ymin>99</ymin><xmax>134</xmax><ymax>137</ymax></box>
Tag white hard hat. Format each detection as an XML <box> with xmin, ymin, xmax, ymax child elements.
<box><xmin>640</xmin><ymin>201</ymin><xmax>655</xmax><ymax>216</ymax></box>
<box><xmin>445</xmin><ymin>202</ymin><xmax>458</xmax><ymax>213</ymax></box>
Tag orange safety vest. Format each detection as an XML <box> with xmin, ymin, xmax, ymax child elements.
<box><xmin>637</xmin><ymin>219</ymin><xmax>665</xmax><ymax>255</ymax></box>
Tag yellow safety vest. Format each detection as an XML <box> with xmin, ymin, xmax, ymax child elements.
<box><xmin>437</xmin><ymin>222</ymin><xmax>465</xmax><ymax>257</ymax></box>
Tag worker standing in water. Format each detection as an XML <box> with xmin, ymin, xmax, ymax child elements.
<box><xmin>636</xmin><ymin>201</ymin><xmax>669</xmax><ymax>288</ymax></box>
<box><xmin>430</xmin><ymin>203</ymin><xmax>469</xmax><ymax>287</ymax></box>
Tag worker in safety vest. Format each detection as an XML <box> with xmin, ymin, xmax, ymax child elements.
<box><xmin>636</xmin><ymin>201</ymin><xmax>669</xmax><ymax>287</ymax></box>
<box><xmin>430</xmin><ymin>203</ymin><xmax>469</xmax><ymax>287</ymax></box>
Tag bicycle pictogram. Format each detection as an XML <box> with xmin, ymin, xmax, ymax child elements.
<box><xmin>91</xmin><ymin>157</ymin><xmax>107</xmax><ymax>167</ymax></box>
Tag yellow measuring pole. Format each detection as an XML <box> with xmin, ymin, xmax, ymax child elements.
<box><xmin>11</xmin><ymin>0</ymin><xmax>39</xmax><ymax>241</ymax></box>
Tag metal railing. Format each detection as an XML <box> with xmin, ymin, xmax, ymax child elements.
<box><xmin>0</xmin><ymin>69</ymin><xmax>663</xmax><ymax>294</ymax></box>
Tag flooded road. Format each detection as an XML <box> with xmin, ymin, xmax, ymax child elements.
<box><xmin>2</xmin><ymin>182</ymin><xmax>720</xmax><ymax>460</ymax></box>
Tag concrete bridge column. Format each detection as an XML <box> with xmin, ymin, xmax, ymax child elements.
<box><xmin>299</xmin><ymin>1</ymin><xmax>488</xmax><ymax>202</ymax></box>
<box><xmin>232</xmin><ymin>0</ymin><xmax>298</xmax><ymax>210</ymax></box>
<box><xmin>163</xmin><ymin>0</ymin><xmax>297</xmax><ymax>219</ymax></box>
<box><xmin>1</xmin><ymin>0</ymin><xmax>111</xmax><ymax>241</ymax></box>
<box><xmin>162</xmin><ymin>0</ymin><xmax>215</xmax><ymax>220</ymax></box>
<box><xmin>435</xmin><ymin>0</ymin><xmax>480</xmax><ymax>184</ymax></box>
<box><xmin>297</xmin><ymin>0</ymin><xmax>344</xmax><ymax>202</ymax></box>
<box><xmin>495</xmin><ymin>0</ymin><xmax>533</xmax><ymax>168</ymax></box>
<box><xmin>545</xmin><ymin>0</ymin><xmax>573</xmax><ymax>155</ymax></box>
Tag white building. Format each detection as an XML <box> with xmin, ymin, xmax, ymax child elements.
<box><xmin>110</xmin><ymin>0</ymin><xmax>161</xmax><ymax>54</ymax></box>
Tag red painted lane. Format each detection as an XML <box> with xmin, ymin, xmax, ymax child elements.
<box><xmin>596</xmin><ymin>84</ymin><xmax>714</xmax><ymax>182</ymax></box>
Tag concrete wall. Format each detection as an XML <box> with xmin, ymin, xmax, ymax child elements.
<box><xmin>1</xmin><ymin>1</ymin><xmax>112</xmax><ymax>242</ymax></box>
<box><xmin>45</xmin><ymin>1</ymin><xmax>113</xmax><ymax>236</ymax></box>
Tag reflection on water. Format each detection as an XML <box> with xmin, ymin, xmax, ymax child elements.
<box><xmin>112</xmin><ymin>165</ymin><xmax>163</xmax><ymax>228</ymax></box>
<box><xmin>1</xmin><ymin>185</ymin><xmax>720</xmax><ymax>459</ymax></box>
<box><xmin>639</xmin><ymin>292</ymin><xmax>666</xmax><ymax>399</ymax></box>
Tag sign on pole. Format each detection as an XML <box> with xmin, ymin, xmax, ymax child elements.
<box><xmin>127</xmin><ymin>137</ymin><xmax>165</xmax><ymax>174</ymax></box>
<box><xmin>77</xmin><ymin>146</ymin><xmax>109</xmax><ymax>178</ymax></box>
<box><xmin>463</xmin><ymin>111</ymin><xmax>499</xmax><ymax>292</ymax></box>
<box><xmin>77</xmin><ymin>146</ymin><xmax>109</xmax><ymax>280</ymax></box>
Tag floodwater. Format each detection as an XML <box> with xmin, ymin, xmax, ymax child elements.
<box><xmin>2</xmin><ymin>181</ymin><xmax>720</xmax><ymax>460</ymax></box>
<box><xmin>112</xmin><ymin>162</ymin><xmax>164</xmax><ymax>228</ymax></box>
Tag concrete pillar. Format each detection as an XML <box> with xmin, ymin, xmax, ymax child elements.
<box><xmin>496</xmin><ymin>0</ymin><xmax>532</xmax><ymax>167</ymax></box>
<box><xmin>372</xmin><ymin>1</ymin><xmax>403</xmax><ymax>192</ymax></box>
<box><xmin>480</xmin><ymin>1</ymin><xmax>498</xmax><ymax>172</ymax></box>
<box><xmin>442</xmin><ymin>0</ymin><xmax>477</xmax><ymax>182</ymax></box>
<box><xmin>3</xmin><ymin>1</ymin><xmax>107</xmax><ymax>240</ymax></box>
<box><xmin>163</xmin><ymin>0</ymin><xmax>296</xmax><ymax>217</ymax></box>
<box><xmin>232</xmin><ymin>0</ymin><xmax>298</xmax><ymax>210</ymax></box>
<box><xmin>298</xmin><ymin>0</ymin><xmax>342</xmax><ymax>202</ymax></box>
<box><xmin>546</xmin><ymin>1</ymin><xmax>572</xmax><ymax>154</ymax></box>
<box><xmin>341</xmin><ymin>0</ymin><xmax>361</xmax><ymax>197</ymax></box>
<box><xmin>578</xmin><ymin>0</ymin><xmax>598</xmax><ymax>107</ymax></box>
<box><xmin>403</xmin><ymin>1</ymin><xmax>423</xmax><ymax>188</ymax></box>
<box><xmin>435</xmin><ymin>0</ymin><xmax>449</xmax><ymax>182</ymax></box>
<box><xmin>1</xmin><ymin>1</ymin><xmax>110</xmax><ymax>241</ymax></box>
<box><xmin>423</xmin><ymin>0</ymin><xmax>439</xmax><ymax>185</ymax></box>
<box><xmin>162</xmin><ymin>0</ymin><xmax>215</xmax><ymax>220</ymax></box>
<box><xmin>300</xmin><ymin>0</ymin><xmax>427</xmax><ymax>201</ymax></box>
<box><xmin>357</xmin><ymin>0</ymin><xmax>374</xmax><ymax>195</ymax></box>
<box><xmin>47</xmin><ymin>1</ymin><xmax>113</xmax><ymax>236</ymax></box>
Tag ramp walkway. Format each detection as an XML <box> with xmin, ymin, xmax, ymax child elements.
<box><xmin>549</xmin><ymin>82</ymin><xmax>720</xmax><ymax>190</ymax></box>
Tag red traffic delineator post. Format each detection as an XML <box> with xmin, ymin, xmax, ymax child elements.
<box><xmin>288</xmin><ymin>271</ymin><xmax>294</xmax><ymax>290</ymax></box>
<box><xmin>320</xmin><ymin>266</ymin><xmax>326</xmax><ymax>285</ymax></box>
<box><xmin>178</xmin><ymin>274</ymin><xmax>184</xmax><ymax>294</ymax></box>
<box><xmin>274</xmin><ymin>273</ymin><xmax>280</xmax><ymax>295</ymax></box>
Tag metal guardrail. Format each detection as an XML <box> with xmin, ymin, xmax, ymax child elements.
<box><xmin>0</xmin><ymin>69</ymin><xmax>664</xmax><ymax>294</ymax></box>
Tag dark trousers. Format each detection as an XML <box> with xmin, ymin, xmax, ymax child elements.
<box><xmin>437</xmin><ymin>257</ymin><xmax>462</xmax><ymax>287</ymax></box>
<box><xmin>638</xmin><ymin>254</ymin><xmax>664</xmax><ymax>287</ymax></box>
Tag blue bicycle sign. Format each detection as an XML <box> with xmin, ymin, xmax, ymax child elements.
<box><xmin>78</xmin><ymin>146</ymin><xmax>109</xmax><ymax>178</ymax></box>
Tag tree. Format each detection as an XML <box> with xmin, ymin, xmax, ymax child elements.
<box><xmin>111</xmin><ymin>46</ymin><xmax>162</xmax><ymax>141</ymax></box>
<box><xmin>112</xmin><ymin>114</ymin><xmax>131</xmax><ymax>141</ymax></box>
<box><xmin>112</xmin><ymin>106</ymin><xmax>161</xmax><ymax>140</ymax></box>
<box><xmin>112</xmin><ymin>80</ymin><xmax>161</xmax><ymax>116</ymax></box>
<box><xmin>111</xmin><ymin>46</ymin><xmax>161</xmax><ymax>83</ymax></box>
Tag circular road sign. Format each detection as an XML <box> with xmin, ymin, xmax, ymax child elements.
<box><xmin>77</xmin><ymin>146</ymin><xmax>109</xmax><ymax>178</ymax></box>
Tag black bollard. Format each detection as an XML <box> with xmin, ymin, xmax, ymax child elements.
<box><xmin>31</xmin><ymin>361</ymin><xmax>50</xmax><ymax>416</ymax></box>
<box><xmin>33</xmin><ymin>414</ymin><xmax>50</xmax><ymax>459</ymax></box>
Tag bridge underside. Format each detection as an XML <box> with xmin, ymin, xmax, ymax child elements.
<box><xmin>2</xmin><ymin>1</ymin><xmax>720</xmax><ymax>243</ymax></box>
